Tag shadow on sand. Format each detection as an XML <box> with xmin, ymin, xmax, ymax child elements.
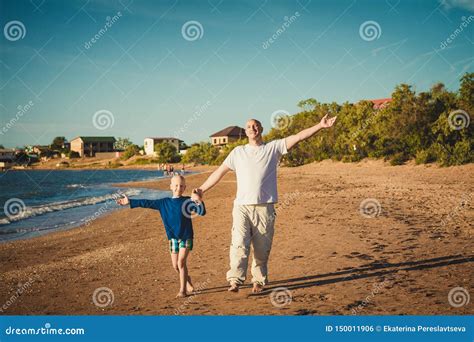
<box><xmin>195</xmin><ymin>254</ymin><xmax>474</xmax><ymax>296</ymax></box>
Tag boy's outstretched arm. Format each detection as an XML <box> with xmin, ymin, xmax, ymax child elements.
<box><xmin>285</xmin><ymin>114</ymin><xmax>337</xmax><ymax>150</ymax></box>
<box><xmin>117</xmin><ymin>195</ymin><xmax>161</xmax><ymax>210</ymax></box>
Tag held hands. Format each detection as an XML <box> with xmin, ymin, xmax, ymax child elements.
<box><xmin>191</xmin><ymin>188</ymin><xmax>203</xmax><ymax>203</ymax></box>
<box><xmin>116</xmin><ymin>195</ymin><xmax>130</xmax><ymax>206</ymax></box>
<box><xmin>319</xmin><ymin>114</ymin><xmax>337</xmax><ymax>128</ymax></box>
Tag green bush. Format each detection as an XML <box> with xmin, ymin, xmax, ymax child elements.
<box><xmin>154</xmin><ymin>142</ymin><xmax>181</xmax><ymax>163</ymax></box>
<box><xmin>390</xmin><ymin>152</ymin><xmax>409</xmax><ymax>166</ymax></box>
<box><xmin>106</xmin><ymin>161</ymin><xmax>123</xmax><ymax>168</ymax></box>
<box><xmin>182</xmin><ymin>142</ymin><xmax>220</xmax><ymax>165</ymax></box>
<box><xmin>172</xmin><ymin>73</ymin><xmax>474</xmax><ymax>167</ymax></box>
<box><xmin>121</xmin><ymin>145</ymin><xmax>140</xmax><ymax>160</ymax></box>
<box><xmin>415</xmin><ymin>149</ymin><xmax>437</xmax><ymax>164</ymax></box>
<box><xmin>68</xmin><ymin>151</ymin><xmax>80</xmax><ymax>158</ymax></box>
<box><xmin>450</xmin><ymin>139</ymin><xmax>472</xmax><ymax>165</ymax></box>
<box><xmin>129</xmin><ymin>158</ymin><xmax>159</xmax><ymax>165</ymax></box>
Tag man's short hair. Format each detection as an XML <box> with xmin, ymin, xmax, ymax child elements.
<box><xmin>247</xmin><ymin>118</ymin><xmax>262</xmax><ymax>127</ymax></box>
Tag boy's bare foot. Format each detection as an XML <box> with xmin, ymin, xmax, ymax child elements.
<box><xmin>252</xmin><ymin>283</ymin><xmax>264</xmax><ymax>293</ymax></box>
<box><xmin>186</xmin><ymin>276</ymin><xmax>194</xmax><ymax>293</ymax></box>
<box><xmin>228</xmin><ymin>282</ymin><xmax>239</xmax><ymax>292</ymax></box>
<box><xmin>176</xmin><ymin>291</ymin><xmax>187</xmax><ymax>298</ymax></box>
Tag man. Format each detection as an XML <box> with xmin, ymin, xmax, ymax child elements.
<box><xmin>194</xmin><ymin>114</ymin><xmax>337</xmax><ymax>293</ymax></box>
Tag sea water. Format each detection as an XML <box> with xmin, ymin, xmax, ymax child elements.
<box><xmin>0</xmin><ymin>169</ymin><xmax>175</xmax><ymax>242</ymax></box>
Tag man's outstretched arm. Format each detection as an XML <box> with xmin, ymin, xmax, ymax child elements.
<box><xmin>285</xmin><ymin>114</ymin><xmax>337</xmax><ymax>150</ymax></box>
<box><xmin>196</xmin><ymin>163</ymin><xmax>231</xmax><ymax>195</ymax></box>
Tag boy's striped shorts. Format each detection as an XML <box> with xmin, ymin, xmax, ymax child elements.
<box><xmin>169</xmin><ymin>239</ymin><xmax>193</xmax><ymax>253</ymax></box>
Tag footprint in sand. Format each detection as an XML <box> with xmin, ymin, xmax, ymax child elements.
<box><xmin>295</xmin><ymin>309</ymin><xmax>317</xmax><ymax>315</ymax></box>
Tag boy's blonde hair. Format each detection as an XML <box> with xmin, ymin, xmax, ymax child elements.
<box><xmin>171</xmin><ymin>174</ymin><xmax>185</xmax><ymax>183</ymax></box>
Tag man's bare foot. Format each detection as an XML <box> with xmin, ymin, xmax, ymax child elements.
<box><xmin>252</xmin><ymin>283</ymin><xmax>264</xmax><ymax>293</ymax></box>
<box><xmin>228</xmin><ymin>282</ymin><xmax>239</xmax><ymax>292</ymax></box>
<box><xmin>176</xmin><ymin>291</ymin><xmax>187</xmax><ymax>298</ymax></box>
<box><xmin>186</xmin><ymin>276</ymin><xmax>194</xmax><ymax>293</ymax></box>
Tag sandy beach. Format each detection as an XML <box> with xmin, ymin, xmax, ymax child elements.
<box><xmin>0</xmin><ymin>160</ymin><xmax>472</xmax><ymax>315</ymax></box>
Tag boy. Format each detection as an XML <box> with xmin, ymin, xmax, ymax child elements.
<box><xmin>116</xmin><ymin>175</ymin><xmax>206</xmax><ymax>298</ymax></box>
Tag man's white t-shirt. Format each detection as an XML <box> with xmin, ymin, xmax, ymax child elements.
<box><xmin>223</xmin><ymin>139</ymin><xmax>288</xmax><ymax>205</ymax></box>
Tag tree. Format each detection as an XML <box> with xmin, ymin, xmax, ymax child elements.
<box><xmin>51</xmin><ymin>136</ymin><xmax>66</xmax><ymax>150</ymax></box>
<box><xmin>154</xmin><ymin>142</ymin><xmax>180</xmax><ymax>163</ymax></box>
<box><xmin>459</xmin><ymin>72</ymin><xmax>473</xmax><ymax>115</ymax></box>
<box><xmin>264</xmin><ymin>75</ymin><xmax>473</xmax><ymax>167</ymax></box>
<box><xmin>114</xmin><ymin>137</ymin><xmax>133</xmax><ymax>150</ymax></box>
<box><xmin>182</xmin><ymin>142</ymin><xmax>220</xmax><ymax>165</ymax></box>
<box><xmin>14</xmin><ymin>151</ymin><xmax>31</xmax><ymax>165</ymax></box>
<box><xmin>297</xmin><ymin>98</ymin><xmax>319</xmax><ymax>112</ymax></box>
<box><xmin>121</xmin><ymin>144</ymin><xmax>140</xmax><ymax>160</ymax></box>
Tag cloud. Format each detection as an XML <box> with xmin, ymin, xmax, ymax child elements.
<box><xmin>440</xmin><ymin>0</ymin><xmax>474</xmax><ymax>12</ymax></box>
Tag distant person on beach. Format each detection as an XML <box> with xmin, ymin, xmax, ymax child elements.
<box><xmin>194</xmin><ymin>114</ymin><xmax>336</xmax><ymax>293</ymax></box>
<box><xmin>117</xmin><ymin>175</ymin><xmax>206</xmax><ymax>298</ymax></box>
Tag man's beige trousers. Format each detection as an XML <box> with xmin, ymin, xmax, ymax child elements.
<box><xmin>226</xmin><ymin>203</ymin><xmax>276</xmax><ymax>285</ymax></box>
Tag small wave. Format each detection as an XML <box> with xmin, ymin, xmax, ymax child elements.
<box><xmin>66</xmin><ymin>184</ymin><xmax>86</xmax><ymax>188</ymax></box>
<box><xmin>0</xmin><ymin>188</ymin><xmax>141</xmax><ymax>225</ymax></box>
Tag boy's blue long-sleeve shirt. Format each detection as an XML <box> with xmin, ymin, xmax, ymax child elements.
<box><xmin>129</xmin><ymin>196</ymin><xmax>206</xmax><ymax>240</ymax></box>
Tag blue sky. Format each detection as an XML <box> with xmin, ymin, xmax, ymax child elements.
<box><xmin>0</xmin><ymin>0</ymin><xmax>473</xmax><ymax>148</ymax></box>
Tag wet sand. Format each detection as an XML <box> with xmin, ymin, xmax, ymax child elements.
<box><xmin>0</xmin><ymin>160</ymin><xmax>472</xmax><ymax>315</ymax></box>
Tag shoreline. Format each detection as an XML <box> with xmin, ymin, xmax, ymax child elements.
<box><xmin>4</xmin><ymin>164</ymin><xmax>211</xmax><ymax>172</ymax></box>
<box><xmin>0</xmin><ymin>168</ymin><xmax>212</xmax><ymax>243</ymax></box>
<box><xmin>0</xmin><ymin>160</ymin><xmax>472</xmax><ymax>315</ymax></box>
<box><xmin>9</xmin><ymin>158</ymin><xmax>472</xmax><ymax>171</ymax></box>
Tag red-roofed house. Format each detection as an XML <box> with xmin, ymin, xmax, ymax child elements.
<box><xmin>210</xmin><ymin>126</ymin><xmax>246</xmax><ymax>148</ymax></box>
<box><xmin>369</xmin><ymin>98</ymin><xmax>392</xmax><ymax>109</ymax></box>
